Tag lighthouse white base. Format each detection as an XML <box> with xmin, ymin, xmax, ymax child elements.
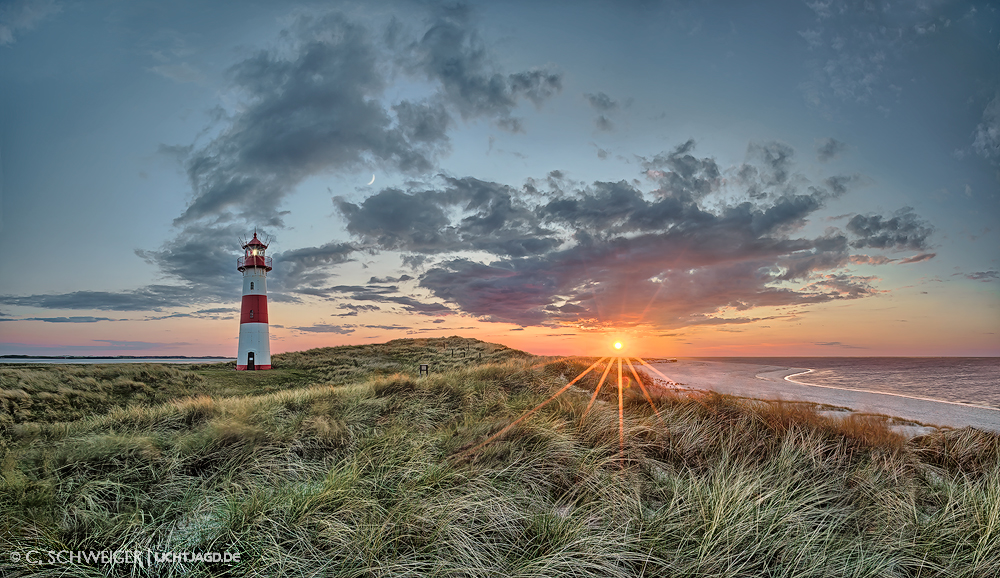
<box><xmin>237</xmin><ymin>322</ymin><xmax>271</xmax><ymax>370</ymax></box>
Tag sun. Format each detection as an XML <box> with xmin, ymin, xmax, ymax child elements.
<box><xmin>461</xmin><ymin>336</ymin><xmax>680</xmax><ymax>463</ymax></box>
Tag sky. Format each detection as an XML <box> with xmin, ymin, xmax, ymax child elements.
<box><xmin>0</xmin><ymin>0</ymin><xmax>998</xmax><ymax>358</ymax></box>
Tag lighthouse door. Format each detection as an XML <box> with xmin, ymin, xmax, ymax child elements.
<box><xmin>247</xmin><ymin>352</ymin><xmax>255</xmax><ymax>371</ymax></box>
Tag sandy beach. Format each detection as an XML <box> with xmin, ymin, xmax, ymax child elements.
<box><xmin>646</xmin><ymin>359</ymin><xmax>1000</xmax><ymax>434</ymax></box>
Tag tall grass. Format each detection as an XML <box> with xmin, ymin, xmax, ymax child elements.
<box><xmin>1</xmin><ymin>339</ymin><xmax>997</xmax><ymax>577</ymax></box>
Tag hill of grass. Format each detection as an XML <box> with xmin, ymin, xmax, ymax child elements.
<box><xmin>1</xmin><ymin>337</ymin><xmax>998</xmax><ymax>577</ymax></box>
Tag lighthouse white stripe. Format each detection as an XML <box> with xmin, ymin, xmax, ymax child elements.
<box><xmin>237</xmin><ymin>322</ymin><xmax>271</xmax><ymax>368</ymax></box>
<box><xmin>242</xmin><ymin>269</ymin><xmax>268</xmax><ymax>296</ymax></box>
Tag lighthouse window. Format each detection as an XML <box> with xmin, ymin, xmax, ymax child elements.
<box><xmin>250</xmin><ymin>309</ymin><xmax>254</xmax><ymax>319</ymax></box>
<box><xmin>250</xmin><ymin>282</ymin><xmax>254</xmax><ymax>290</ymax></box>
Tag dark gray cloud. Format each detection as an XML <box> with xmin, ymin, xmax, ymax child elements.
<box><xmin>152</xmin><ymin>4</ymin><xmax>562</xmax><ymax>308</ymax></box>
<box><xmin>897</xmin><ymin>253</ymin><xmax>936</xmax><ymax>264</ymax></box>
<box><xmin>400</xmin><ymin>4</ymin><xmax>561</xmax><ymax>128</ymax></box>
<box><xmin>400</xmin><ymin>141</ymin><xmax>904</xmax><ymax>328</ymax></box>
<box><xmin>847</xmin><ymin>208</ymin><xmax>934</xmax><ymax>250</ymax></box>
<box><xmin>336</xmin><ymin>303</ymin><xmax>380</xmax><ymax>313</ymax></box>
<box><xmin>295</xmin><ymin>282</ymin><xmax>451</xmax><ymax>316</ymax></box>
<box><xmin>823</xmin><ymin>174</ymin><xmax>865</xmax><ymax>196</ymax></box>
<box><xmin>814</xmin><ymin>341</ymin><xmax>866</xmax><ymax>349</ymax></box>
<box><xmin>849</xmin><ymin>254</ymin><xmax>895</xmax><ymax>266</ymax></box>
<box><xmin>143</xmin><ymin>307</ymin><xmax>239</xmax><ymax>321</ymax></box>
<box><xmin>175</xmin><ymin>13</ymin><xmax>434</xmax><ymax>225</ymax></box>
<box><xmin>18</xmin><ymin>316</ymin><xmax>118</xmax><ymax>323</ymax></box>
<box><xmin>0</xmin><ymin>285</ymin><xmax>197</xmax><ymax>311</ymax></box>
<box><xmin>642</xmin><ymin>139</ymin><xmax>721</xmax><ymax>198</ymax></box>
<box><xmin>135</xmin><ymin>224</ymin><xmax>248</xmax><ymax>300</ymax></box>
<box><xmin>816</xmin><ymin>138</ymin><xmax>848</xmax><ymax>162</ymax></box>
<box><xmin>335</xmin><ymin>176</ymin><xmax>561</xmax><ymax>257</ymax></box>
<box><xmin>584</xmin><ymin>92</ymin><xmax>618</xmax><ymax>112</ymax></box>
<box><xmin>7</xmin><ymin>224</ymin><xmax>276</xmax><ymax>312</ymax></box>
<box><xmin>0</xmin><ymin>0</ymin><xmax>60</xmax><ymax>46</ymax></box>
<box><xmin>323</xmin><ymin>140</ymin><xmax>938</xmax><ymax>329</ymax></box>
<box><xmin>274</xmin><ymin>242</ymin><xmax>358</xmax><ymax>292</ymax></box>
<box><xmin>292</xmin><ymin>323</ymin><xmax>356</xmax><ymax>334</ymax></box>
<box><xmin>966</xmin><ymin>270</ymin><xmax>998</xmax><ymax>281</ymax></box>
<box><xmin>362</xmin><ymin>294</ymin><xmax>453</xmax><ymax>315</ymax></box>
<box><xmin>746</xmin><ymin>141</ymin><xmax>794</xmax><ymax>187</ymax></box>
<box><xmin>584</xmin><ymin>92</ymin><xmax>619</xmax><ymax>131</ymax></box>
<box><xmin>367</xmin><ymin>275</ymin><xmax>413</xmax><ymax>284</ymax></box>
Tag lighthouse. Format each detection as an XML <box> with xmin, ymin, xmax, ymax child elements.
<box><xmin>236</xmin><ymin>231</ymin><xmax>272</xmax><ymax>370</ymax></box>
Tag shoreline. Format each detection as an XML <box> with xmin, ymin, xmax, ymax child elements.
<box><xmin>783</xmin><ymin>368</ymin><xmax>999</xmax><ymax>412</ymax></box>
<box><xmin>647</xmin><ymin>359</ymin><xmax>1000</xmax><ymax>435</ymax></box>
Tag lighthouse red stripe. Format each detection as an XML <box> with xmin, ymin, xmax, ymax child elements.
<box><xmin>240</xmin><ymin>295</ymin><xmax>268</xmax><ymax>324</ymax></box>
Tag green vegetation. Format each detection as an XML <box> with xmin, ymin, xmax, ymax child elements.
<box><xmin>1</xmin><ymin>337</ymin><xmax>998</xmax><ymax>577</ymax></box>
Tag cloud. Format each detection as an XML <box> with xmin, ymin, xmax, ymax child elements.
<box><xmin>335</xmin><ymin>303</ymin><xmax>380</xmax><ymax>314</ymax></box>
<box><xmin>376</xmin><ymin>141</ymin><xmax>901</xmax><ymax>329</ymax></box>
<box><xmin>170</xmin><ymin>8</ymin><xmax>561</xmax><ymax>227</ymax></box>
<box><xmin>0</xmin><ymin>0</ymin><xmax>60</xmax><ymax>46</ymax></box>
<box><xmin>584</xmin><ymin>92</ymin><xmax>618</xmax><ymax>112</ymax></box>
<box><xmin>897</xmin><ymin>253</ymin><xmax>936</xmax><ymax>264</ymax></box>
<box><xmin>91</xmin><ymin>340</ymin><xmax>188</xmax><ymax>350</ymax></box>
<box><xmin>274</xmin><ymin>242</ymin><xmax>358</xmax><ymax>292</ymax></box>
<box><xmin>639</xmin><ymin>139</ymin><xmax>722</xmax><ymax>202</ymax></box>
<box><xmin>299</xmin><ymin>283</ymin><xmax>452</xmax><ymax>316</ymax></box>
<box><xmin>17</xmin><ymin>316</ymin><xmax>118</xmax><ymax>323</ymax></box>
<box><xmin>966</xmin><ymin>270</ymin><xmax>998</xmax><ymax>281</ymax></box>
<box><xmin>847</xmin><ymin>208</ymin><xmax>934</xmax><ymax>250</ymax></box>
<box><xmin>135</xmin><ymin>224</ymin><xmax>249</xmax><ymax>300</ymax></box>
<box><xmin>368</xmin><ymin>275</ymin><xmax>413</xmax><ymax>284</ymax></box>
<box><xmin>823</xmin><ymin>174</ymin><xmax>866</xmax><ymax>196</ymax></box>
<box><xmin>174</xmin><ymin>14</ymin><xmax>426</xmax><ymax>225</ymax></box>
<box><xmin>2</xmin><ymin>224</ymin><xmax>263</xmax><ymax>312</ymax></box>
<box><xmin>972</xmin><ymin>93</ymin><xmax>1000</xmax><ymax>165</ymax></box>
<box><xmin>849</xmin><ymin>254</ymin><xmax>895</xmax><ymax>265</ymax></box>
<box><xmin>0</xmin><ymin>285</ymin><xmax>198</xmax><ymax>311</ymax></box>
<box><xmin>584</xmin><ymin>92</ymin><xmax>619</xmax><ymax>131</ymax></box>
<box><xmin>292</xmin><ymin>323</ymin><xmax>356</xmax><ymax>334</ymax></box>
<box><xmin>143</xmin><ymin>307</ymin><xmax>239</xmax><ymax>321</ymax></box>
<box><xmin>816</xmin><ymin>137</ymin><xmax>848</xmax><ymax>162</ymax></box>
<box><xmin>400</xmin><ymin>4</ymin><xmax>562</xmax><ymax>127</ymax></box>
<box><xmin>335</xmin><ymin>176</ymin><xmax>561</xmax><ymax>257</ymax></box>
<box><xmin>358</xmin><ymin>294</ymin><xmax>453</xmax><ymax>316</ymax></box>
<box><xmin>813</xmin><ymin>341</ymin><xmax>866</xmax><ymax>349</ymax></box>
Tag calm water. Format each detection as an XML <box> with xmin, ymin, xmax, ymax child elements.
<box><xmin>0</xmin><ymin>358</ymin><xmax>234</xmax><ymax>365</ymax></box>
<box><xmin>700</xmin><ymin>358</ymin><xmax>1000</xmax><ymax>410</ymax></box>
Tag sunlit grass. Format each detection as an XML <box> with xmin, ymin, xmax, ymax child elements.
<box><xmin>1</xmin><ymin>337</ymin><xmax>998</xmax><ymax>577</ymax></box>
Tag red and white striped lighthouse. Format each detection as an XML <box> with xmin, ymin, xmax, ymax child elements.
<box><xmin>236</xmin><ymin>231</ymin><xmax>272</xmax><ymax>370</ymax></box>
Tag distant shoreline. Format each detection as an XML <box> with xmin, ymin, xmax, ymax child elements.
<box><xmin>0</xmin><ymin>355</ymin><xmax>231</xmax><ymax>360</ymax></box>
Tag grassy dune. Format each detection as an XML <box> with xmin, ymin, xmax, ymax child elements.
<box><xmin>1</xmin><ymin>337</ymin><xmax>998</xmax><ymax>577</ymax></box>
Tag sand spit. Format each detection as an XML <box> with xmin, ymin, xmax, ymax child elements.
<box><xmin>646</xmin><ymin>359</ymin><xmax>1000</xmax><ymax>436</ymax></box>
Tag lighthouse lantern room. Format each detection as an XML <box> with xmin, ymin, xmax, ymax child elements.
<box><xmin>236</xmin><ymin>231</ymin><xmax>272</xmax><ymax>370</ymax></box>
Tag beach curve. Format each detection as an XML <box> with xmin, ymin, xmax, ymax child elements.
<box><xmin>647</xmin><ymin>359</ymin><xmax>1000</xmax><ymax>434</ymax></box>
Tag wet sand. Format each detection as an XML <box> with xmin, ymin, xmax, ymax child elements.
<box><xmin>645</xmin><ymin>359</ymin><xmax>1000</xmax><ymax>434</ymax></box>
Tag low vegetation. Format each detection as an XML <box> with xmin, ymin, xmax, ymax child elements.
<box><xmin>1</xmin><ymin>337</ymin><xmax>997</xmax><ymax>577</ymax></box>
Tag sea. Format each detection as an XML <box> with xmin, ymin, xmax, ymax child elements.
<box><xmin>0</xmin><ymin>358</ymin><xmax>234</xmax><ymax>365</ymax></box>
<box><xmin>699</xmin><ymin>358</ymin><xmax>1000</xmax><ymax>410</ymax></box>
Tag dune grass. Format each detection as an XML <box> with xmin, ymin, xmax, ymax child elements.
<box><xmin>1</xmin><ymin>338</ymin><xmax>998</xmax><ymax>577</ymax></box>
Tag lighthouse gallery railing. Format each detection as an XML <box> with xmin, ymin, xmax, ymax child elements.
<box><xmin>237</xmin><ymin>256</ymin><xmax>272</xmax><ymax>271</ymax></box>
